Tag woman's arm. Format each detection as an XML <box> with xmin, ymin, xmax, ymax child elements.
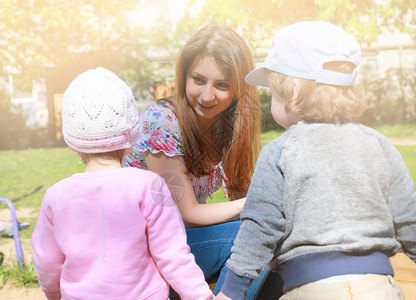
<box><xmin>144</xmin><ymin>151</ymin><xmax>245</xmax><ymax>228</ymax></box>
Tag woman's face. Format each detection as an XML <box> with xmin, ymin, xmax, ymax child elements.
<box><xmin>186</xmin><ymin>56</ymin><xmax>235</xmax><ymax>129</ymax></box>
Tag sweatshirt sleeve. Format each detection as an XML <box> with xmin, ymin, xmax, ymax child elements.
<box><xmin>382</xmin><ymin>139</ymin><xmax>416</xmax><ymax>262</ymax></box>
<box><xmin>143</xmin><ymin>175</ymin><xmax>214</xmax><ymax>300</ymax></box>
<box><xmin>222</xmin><ymin>140</ymin><xmax>287</xmax><ymax>298</ymax></box>
<box><xmin>31</xmin><ymin>188</ymin><xmax>64</xmax><ymax>300</ymax></box>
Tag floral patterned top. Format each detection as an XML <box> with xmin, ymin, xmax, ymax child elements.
<box><xmin>124</xmin><ymin>100</ymin><xmax>227</xmax><ymax>204</ymax></box>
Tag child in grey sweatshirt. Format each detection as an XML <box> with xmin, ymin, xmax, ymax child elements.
<box><xmin>216</xmin><ymin>21</ymin><xmax>415</xmax><ymax>300</ymax></box>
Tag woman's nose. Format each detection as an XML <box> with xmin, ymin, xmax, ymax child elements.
<box><xmin>201</xmin><ymin>85</ymin><xmax>215</xmax><ymax>102</ymax></box>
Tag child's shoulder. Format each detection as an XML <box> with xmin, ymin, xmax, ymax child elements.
<box><xmin>43</xmin><ymin>175</ymin><xmax>74</xmax><ymax>198</ymax></box>
<box><xmin>260</xmin><ymin>127</ymin><xmax>295</xmax><ymax>158</ymax></box>
<box><xmin>264</xmin><ymin>124</ymin><xmax>298</xmax><ymax>148</ymax></box>
<box><xmin>264</xmin><ymin>121</ymin><xmax>389</xmax><ymax>150</ymax></box>
<box><xmin>290</xmin><ymin>121</ymin><xmax>388</xmax><ymax>140</ymax></box>
<box><xmin>122</xmin><ymin>166</ymin><xmax>154</xmax><ymax>174</ymax></box>
<box><xmin>356</xmin><ymin>123</ymin><xmax>388</xmax><ymax>139</ymax></box>
<box><xmin>49</xmin><ymin>174</ymin><xmax>77</xmax><ymax>188</ymax></box>
<box><xmin>48</xmin><ymin>168</ymin><xmax>165</xmax><ymax>199</ymax></box>
<box><xmin>121</xmin><ymin>166</ymin><xmax>161</xmax><ymax>180</ymax></box>
<box><xmin>345</xmin><ymin>123</ymin><xmax>395</xmax><ymax>149</ymax></box>
<box><xmin>51</xmin><ymin>168</ymin><xmax>161</xmax><ymax>187</ymax></box>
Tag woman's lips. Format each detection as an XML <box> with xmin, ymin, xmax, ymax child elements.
<box><xmin>197</xmin><ymin>102</ymin><xmax>216</xmax><ymax>111</ymax></box>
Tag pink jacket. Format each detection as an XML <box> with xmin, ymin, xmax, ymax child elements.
<box><xmin>32</xmin><ymin>167</ymin><xmax>213</xmax><ymax>300</ymax></box>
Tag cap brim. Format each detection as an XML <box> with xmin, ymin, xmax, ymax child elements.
<box><xmin>245</xmin><ymin>66</ymin><xmax>269</xmax><ymax>87</ymax></box>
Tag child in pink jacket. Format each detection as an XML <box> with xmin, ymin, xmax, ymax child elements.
<box><xmin>31</xmin><ymin>67</ymin><xmax>214</xmax><ymax>300</ymax></box>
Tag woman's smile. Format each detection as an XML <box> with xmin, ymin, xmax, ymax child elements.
<box><xmin>196</xmin><ymin>101</ymin><xmax>217</xmax><ymax>111</ymax></box>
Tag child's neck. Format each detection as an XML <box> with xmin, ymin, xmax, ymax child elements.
<box><xmin>85</xmin><ymin>157</ymin><xmax>122</xmax><ymax>172</ymax></box>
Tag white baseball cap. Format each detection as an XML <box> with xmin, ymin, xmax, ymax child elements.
<box><xmin>245</xmin><ymin>21</ymin><xmax>361</xmax><ymax>87</ymax></box>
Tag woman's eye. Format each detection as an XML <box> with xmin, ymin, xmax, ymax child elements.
<box><xmin>192</xmin><ymin>76</ymin><xmax>205</xmax><ymax>84</ymax></box>
<box><xmin>216</xmin><ymin>82</ymin><xmax>230</xmax><ymax>90</ymax></box>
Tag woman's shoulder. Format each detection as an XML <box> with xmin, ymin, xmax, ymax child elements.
<box><xmin>141</xmin><ymin>99</ymin><xmax>177</xmax><ymax>121</ymax></box>
<box><xmin>140</xmin><ymin>99</ymin><xmax>180</xmax><ymax>134</ymax></box>
<box><xmin>131</xmin><ymin>98</ymin><xmax>183</xmax><ymax>157</ymax></box>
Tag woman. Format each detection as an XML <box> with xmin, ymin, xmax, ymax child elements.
<box><xmin>125</xmin><ymin>24</ymin><xmax>282</xmax><ymax>299</ymax></box>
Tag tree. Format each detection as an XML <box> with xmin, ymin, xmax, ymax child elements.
<box><xmin>0</xmin><ymin>0</ymin><xmax>162</xmax><ymax>145</ymax></box>
<box><xmin>184</xmin><ymin>0</ymin><xmax>415</xmax><ymax>49</ymax></box>
<box><xmin>381</xmin><ymin>0</ymin><xmax>416</xmax><ymax>38</ymax></box>
<box><xmin>0</xmin><ymin>0</ymin><xmax>151</xmax><ymax>90</ymax></box>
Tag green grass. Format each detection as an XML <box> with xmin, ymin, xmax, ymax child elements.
<box><xmin>0</xmin><ymin>148</ymin><xmax>84</xmax><ymax>210</ymax></box>
<box><xmin>374</xmin><ymin>124</ymin><xmax>416</xmax><ymax>139</ymax></box>
<box><xmin>0</xmin><ymin>148</ymin><xmax>84</xmax><ymax>240</ymax></box>
<box><xmin>395</xmin><ymin>145</ymin><xmax>416</xmax><ymax>182</ymax></box>
<box><xmin>260</xmin><ymin>129</ymin><xmax>285</xmax><ymax>146</ymax></box>
<box><xmin>0</xmin><ymin>258</ymin><xmax>39</xmax><ymax>288</ymax></box>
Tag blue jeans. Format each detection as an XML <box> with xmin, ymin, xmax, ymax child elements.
<box><xmin>186</xmin><ymin>220</ymin><xmax>275</xmax><ymax>299</ymax></box>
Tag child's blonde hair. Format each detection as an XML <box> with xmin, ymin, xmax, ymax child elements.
<box><xmin>266</xmin><ymin>61</ymin><xmax>366</xmax><ymax>123</ymax></box>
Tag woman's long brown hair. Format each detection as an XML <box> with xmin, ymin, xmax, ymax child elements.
<box><xmin>173</xmin><ymin>24</ymin><xmax>261</xmax><ymax>198</ymax></box>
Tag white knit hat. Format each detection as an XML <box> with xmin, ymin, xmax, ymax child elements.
<box><xmin>245</xmin><ymin>21</ymin><xmax>361</xmax><ymax>87</ymax></box>
<box><xmin>61</xmin><ymin>67</ymin><xmax>139</xmax><ymax>153</ymax></box>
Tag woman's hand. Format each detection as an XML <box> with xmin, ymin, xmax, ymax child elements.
<box><xmin>144</xmin><ymin>151</ymin><xmax>245</xmax><ymax>227</ymax></box>
<box><xmin>215</xmin><ymin>292</ymin><xmax>232</xmax><ymax>300</ymax></box>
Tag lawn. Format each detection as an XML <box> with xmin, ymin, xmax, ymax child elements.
<box><xmin>395</xmin><ymin>145</ymin><xmax>416</xmax><ymax>183</ymax></box>
<box><xmin>0</xmin><ymin>148</ymin><xmax>84</xmax><ymax>239</ymax></box>
<box><xmin>1</xmin><ymin>124</ymin><xmax>416</xmax><ymax>236</ymax></box>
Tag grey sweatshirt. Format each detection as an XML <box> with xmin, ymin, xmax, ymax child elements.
<box><xmin>223</xmin><ymin>121</ymin><xmax>416</xmax><ymax>297</ymax></box>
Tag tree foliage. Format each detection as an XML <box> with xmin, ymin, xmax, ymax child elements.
<box><xmin>184</xmin><ymin>0</ymin><xmax>415</xmax><ymax>49</ymax></box>
<box><xmin>381</xmin><ymin>0</ymin><xmax>416</xmax><ymax>38</ymax></box>
<box><xmin>0</xmin><ymin>0</ymin><xmax>151</xmax><ymax>91</ymax></box>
